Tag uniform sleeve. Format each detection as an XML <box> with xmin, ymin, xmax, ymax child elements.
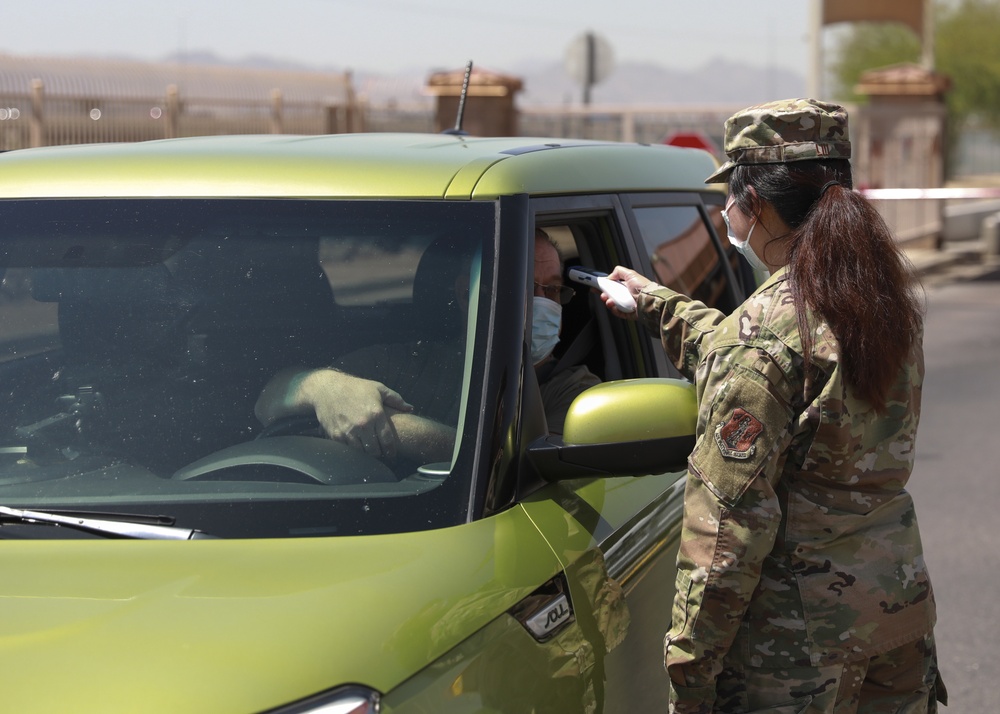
<box><xmin>636</xmin><ymin>285</ymin><xmax>728</xmax><ymax>382</ymax></box>
<box><xmin>664</xmin><ymin>357</ymin><xmax>795</xmax><ymax>713</ymax></box>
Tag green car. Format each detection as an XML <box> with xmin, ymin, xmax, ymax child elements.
<box><xmin>0</xmin><ymin>133</ymin><xmax>750</xmax><ymax>713</ymax></box>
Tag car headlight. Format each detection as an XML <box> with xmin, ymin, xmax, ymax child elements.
<box><xmin>260</xmin><ymin>685</ymin><xmax>381</xmax><ymax>714</ymax></box>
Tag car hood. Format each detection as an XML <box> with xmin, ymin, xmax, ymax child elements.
<box><xmin>0</xmin><ymin>507</ymin><xmax>561</xmax><ymax>714</ymax></box>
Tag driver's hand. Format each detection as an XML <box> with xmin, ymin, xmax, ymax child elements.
<box><xmin>304</xmin><ymin>370</ymin><xmax>412</xmax><ymax>459</ymax></box>
<box><xmin>256</xmin><ymin>368</ymin><xmax>413</xmax><ymax>459</ymax></box>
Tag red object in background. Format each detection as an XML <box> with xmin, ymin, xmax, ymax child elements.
<box><xmin>663</xmin><ymin>131</ymin><xmax>719</xmax><ymax>156</ymax></box>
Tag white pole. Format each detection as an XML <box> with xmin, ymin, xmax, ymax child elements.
<box><xmin>808</xmin><ymin>0</ymin><xmax>824</xmax><ymax>98</ymax></box>
<box><xmin>922</xmin><ymin>0</ymin><xmax>935</xmax><ymax>70</ymax></box>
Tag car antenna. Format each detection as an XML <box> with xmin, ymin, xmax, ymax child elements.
<box><xmin>442</xmin><ymin>60</ymin><xmax>473</xmax><ymax>136</ymax></box>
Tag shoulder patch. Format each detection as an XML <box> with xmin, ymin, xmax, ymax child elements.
<box><xmin>714</xmin><ymin>407</ymin><xmax>764</xmax><ymax>460</ymax></box>
<box><xmin>691</xmin><ymin>365</ymin><xmax>793</xmax><ymax>506</ymax></box>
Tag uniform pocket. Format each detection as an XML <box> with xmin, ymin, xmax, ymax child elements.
<box><xmin>664</xmin><ymin>568</ymin><xmax>695</xmax><ymax>659</ymax></box>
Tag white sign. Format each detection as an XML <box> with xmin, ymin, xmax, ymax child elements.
<box><xmin>564</xmin><ymin>32</ymin><xmax>615</xmax><ymax>88</ymax></box>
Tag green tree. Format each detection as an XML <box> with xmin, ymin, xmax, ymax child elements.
<box><xmin>831</xmin><ymin>24</ymin><xmax>920</xmax><ymax>102</ymax></box>
<box><xmin>830</xmin><ymin>0</ymin><xmax>1000</xmax><ymax>175</ymax></box>
<box><xmin>935</xmin><ymin>0</ymin><xmax>1000</xmax><ymax>132</ymax></box>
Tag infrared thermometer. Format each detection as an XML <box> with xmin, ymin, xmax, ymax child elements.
<box><xmin>568</xmin><ymin>267</ymin><xmax>637</xmax><ymax>313</ymax></box>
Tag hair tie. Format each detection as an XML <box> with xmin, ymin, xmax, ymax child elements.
<box><xmin>820</xmin><ymin>180</ymin><xmax>841</xmax><ymax>196</ymax></box>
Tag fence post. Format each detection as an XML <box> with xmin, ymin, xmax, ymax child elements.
<box><xmin>29</xmin><ymin>79</ymin><xmax>45</xmax><ymax>148</ymax></box>
<box><xmin>324</xmin><ymin>105</ymin><xmax>339</xmax><ymax>135</ymax></box>
<box><xmin>271</xmin><ymin>88</ymin><xmax>283</xmax><ymax>134</ymax></box>
<box><xmin>165</xmin><ymin>84</ymin><xmax>179</xmax><ymax>139</ymax></box>
<box><xmin>344</xmin><ymin>71</ymin><xmax>356</xmax><ymax>133</ymax></box>
<box><xmin>621</xmin><ymin>110</ymin><xmax>636</xmax><ymax>143</ymax></box>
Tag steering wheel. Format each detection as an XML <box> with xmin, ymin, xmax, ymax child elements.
<box><xmin>173</xmin><ymin>433</ymin><xmax>397</xmax><ymax>484</ymax></box>
<box><xmin>255</xmin><ymin>414</ymin><xmax>325</xmax><ymax>440</ymax></box>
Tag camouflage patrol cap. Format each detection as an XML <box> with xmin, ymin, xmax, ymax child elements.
<box><xmin>705</xmin><ymin>98</ymin><xmax>851</xmax><ymax>183</ymax></box>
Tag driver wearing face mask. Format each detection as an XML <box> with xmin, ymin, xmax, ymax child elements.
<box><xmin>530</xmin><ymin>229</ymin><xmax>601</xmax><ymax>435</ymax></box>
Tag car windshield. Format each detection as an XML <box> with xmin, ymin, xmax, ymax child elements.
<box><xmin>0</xmin><ymin>198</ymin><xmax>495</xmax><ymax>538</ymax></box>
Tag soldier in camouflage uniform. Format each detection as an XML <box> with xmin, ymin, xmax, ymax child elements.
<box><xmin>602</xmin><ymin>99</ymin><xmax>946</xmax><ymax>713</ymax></box>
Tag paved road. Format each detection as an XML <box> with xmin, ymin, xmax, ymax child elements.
<box><xmin>907</xmin><ymin>265</ymin><xmax>1000</xmax><ymax>711</ymax></box>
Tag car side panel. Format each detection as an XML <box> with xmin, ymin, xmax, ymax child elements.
<box><xmin>383</xmin><ymin>599</ymin><xmax>602</xmax><ymax>714</ymax></box>
<box><xmin>518</xmin><ymin>474</ymin><xmax>686</xmax><ymax>710</ymax></box>
<box><xmin>383</xmin><ymin>476</ymin><xmax>684</xmax><ymax>713</ymax></box>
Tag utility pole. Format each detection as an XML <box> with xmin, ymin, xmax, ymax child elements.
<box><xmin>921</xmin><ymin>0</ymin><xmax>935</xmax><ymax>70</ymax></box>
<box><xmin>808</xmin><ymin>0</ymin><xmax>823</xmax><ymax>98</ymax></box>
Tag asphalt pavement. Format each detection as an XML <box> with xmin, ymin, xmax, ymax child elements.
<box><xmin>906</xmin><ymin>256</ymin><xmax>1000</xmax><ymax>712</ymax></box>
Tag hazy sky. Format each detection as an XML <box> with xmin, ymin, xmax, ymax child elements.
<box><xmin>6</xmin><ymin>0</ymin><xmax>815</xmax><ymax>76</ymax></box>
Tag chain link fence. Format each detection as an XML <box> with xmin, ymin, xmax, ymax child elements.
<box><xmin>0</xmin><ymin>55</ymin><xmax>357</xmax><ymax>150</ymax></box>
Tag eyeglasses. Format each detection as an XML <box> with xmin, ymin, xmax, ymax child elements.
<box><xmin>534</xmin><ymin>282</ymin><xmax>575</xmax><ymax>305</ymax></box>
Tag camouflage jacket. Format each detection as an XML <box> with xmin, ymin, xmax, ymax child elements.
<box><xmin>637</xmin><ymin>268</ymin><xmax>935</xmax><ymax>713</ymax></box>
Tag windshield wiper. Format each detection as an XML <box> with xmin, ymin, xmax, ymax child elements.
<box><xmin>0</xmin><ymin>506</ymin><xmax>217</xmax><ymax>539</ymax></box>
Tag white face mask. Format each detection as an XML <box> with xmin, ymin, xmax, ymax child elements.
<box><xmin>531</xmin><ymin>296</ymin><xmax>562</xmax><ymax>365</ymax></box>
<box><xmin>722</xmin><ymin>200</ymin><xmax>770</xmax><ymax>275</ymax></box>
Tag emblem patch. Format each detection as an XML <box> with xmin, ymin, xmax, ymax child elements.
<box><xmin>714</xmin><ymin>407</ymin><xmax>763</xmax><ymax>459</ymax></box>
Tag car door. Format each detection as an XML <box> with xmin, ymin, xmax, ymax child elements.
<box><xmin>521</xmin><ymin>192</ymin><xmax>747</xmax><ymax>712</ymax></box>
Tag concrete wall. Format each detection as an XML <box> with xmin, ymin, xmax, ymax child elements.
<box><xmin>943</xmin><ymin>200</ymin><xmax>1000</xmax><ymax>242</ymax></box>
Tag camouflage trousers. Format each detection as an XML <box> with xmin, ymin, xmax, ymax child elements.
<box><xmin>713</xmin><ymin>633</ymin><xmax>946</xmax><ymax>713</ymax></box>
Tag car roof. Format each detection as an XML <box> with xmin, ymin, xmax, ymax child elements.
<box><xmin>0</xmin><ymin>133</ymin><xmax>725</xmax><ymax>200</ymax></box>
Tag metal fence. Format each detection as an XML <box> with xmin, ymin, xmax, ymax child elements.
<box><xmin>4</xmin><ymin>54</ymin><xmax>998</xmax><ymax>180</ymax></box>
<box><xmin>0</xmin><ymin>55</ymin><xmax>357</xmax><ymax>150</ymax></box>
<box><xmin>518</xmin><ymin>105</ymin><xmax>737</xmax><ymax>147</ymax></box>
<box><xmin>0</xmin><ymin>84</ymin><xmax>360</xmax><ymax>151</ymax></box>
<box><xmin>0</xmin><ymin>83</ymin><xmax>737</xmax><ymax>154</ymax></box>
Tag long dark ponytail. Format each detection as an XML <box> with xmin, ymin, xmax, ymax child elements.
<box><xmin>729</xmin><ymin>159</ymin><xmax>923</xmax><ymax>412</ymax></box>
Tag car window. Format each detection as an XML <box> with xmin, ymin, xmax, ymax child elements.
<box><xmin>633</xmin><ymin>203</ymin><xmax>743</xmax><ymax>315</ymax></box>
<box><xmin>536</xmin><ymin>213</ymin><xmax>646</xmax><ymax>384</ymax></box>
<box><xmin>0</xmin><ymin>198</ymin><xmax>495</xmax><ymax>538</ymax></box>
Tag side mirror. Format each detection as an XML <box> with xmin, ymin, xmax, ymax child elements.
<box><xmin>526</xmin><ymin>378</ymin><xmax>697</xmax><ymax>481</ymax></box>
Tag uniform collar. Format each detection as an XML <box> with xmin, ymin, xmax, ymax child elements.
<box><xmin>750</xmin><ymin>265</ymin><xmax>789</xmax><ymax>296</ymax></box>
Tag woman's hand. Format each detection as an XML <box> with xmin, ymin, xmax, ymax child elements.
<box><xmin>604</xmin><ymin>266</ymin><xmax>654</xmax><ymax>320</ymax></box>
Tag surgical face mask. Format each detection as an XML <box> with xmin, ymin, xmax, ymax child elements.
<box><xmin>531</xmin><ymin>296</ymin><xmax>562</xmax><ymax>365</ymax></box>
<box><xmin>722</xmin><ymin>201</ymin><xmax>770</xmax><ymax>275</ymax></box>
